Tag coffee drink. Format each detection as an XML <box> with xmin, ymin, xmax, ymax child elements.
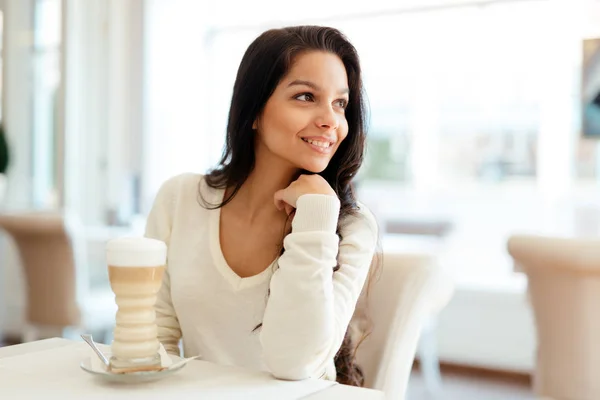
<box><xmin>106</xmin><ymin>237</ymin><xmax>167</xmax><ymax>373</ymax></box>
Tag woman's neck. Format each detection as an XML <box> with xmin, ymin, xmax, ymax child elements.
<box><xmin>226</xmin><ymin>148</ymin><xmax>299</xmax><ymax>223</ymax></box>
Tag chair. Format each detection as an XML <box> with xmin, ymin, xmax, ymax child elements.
<box><xmin>354</xmin><ymin>251</ymin><xmax>454</xmax><ymax>399</ymax></box>
<box><xmin>0</xmin><ymin>211</ymin><xmax>116</xmax><ymax>343</ymax></box>
<box><xmin>384</xmin><ymin>219</ymin><xmax>453</xmax><ymax>394</ymax></box>
<box><xmin>507</xmin><ymin>234</ymin><xmax>600</xmax><ymax>400</ymax></box>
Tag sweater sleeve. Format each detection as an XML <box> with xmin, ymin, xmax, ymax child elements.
<box><xmin>260</xmin><ymin>194</ymin><xmax>378</xmax><ymax>380</ymax></box>
<box><xmin>145</xmin><ymin>177</ymin><xmax>183</xmax><ymax>356</ymax></box>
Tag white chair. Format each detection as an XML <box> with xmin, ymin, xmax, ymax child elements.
<box><xmin>0</xmin><ymin>211</ymin><xmax>116</xmax><ymax>343</ymax></box>
<box><xmin>384</xmin><ymin>220</ymin><xmax>453</xmax><ymax>394</ymax></box>
<box><xmin>508</xmin><ymin>234</ymin><xmax>600</xmax><ymax>400</ymax></box>
<box><xmin>355</xmin><ymin>251</ymin><xmax>454</xmax><ymax>399</ymax></box>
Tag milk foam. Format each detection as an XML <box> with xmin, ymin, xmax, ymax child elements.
<box><xmin>106</xmin><ymin>237</ymin><xmax>167</xmax><ymax>267</ymax></box>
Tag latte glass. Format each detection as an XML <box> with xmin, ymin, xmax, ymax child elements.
<box><xmin>106</xmin><ymin>237</ymin><xmax>166</xmax><ymax>373</ymax></box>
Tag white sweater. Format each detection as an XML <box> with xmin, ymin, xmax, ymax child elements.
<box><xmin>145</xmin><ymin>173</ymin><xmax>378</xmax><ymax>381</ymax></box>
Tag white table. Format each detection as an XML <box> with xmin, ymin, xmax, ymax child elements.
<box><xmin>0</xmin><ymin>338</ymin><xmax>384</xmax><ymax>399</ymax></box>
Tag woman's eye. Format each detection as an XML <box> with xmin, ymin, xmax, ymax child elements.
<box><xmin>335</xmin><ymin>99</ymin><xmax>348</xmax><ymax>109</ymax></box>
<box><xmin>295</xmin><ymin>93</ymin><xmax>314</xmax><ymax>102</ymax></box>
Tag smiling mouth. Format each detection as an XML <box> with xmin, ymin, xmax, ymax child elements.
<box><xmin>301</xmin><ymin>138</ymin><xmax>334</xmax><ymax>151</ymax></box>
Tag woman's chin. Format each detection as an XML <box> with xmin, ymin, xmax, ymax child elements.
<box><xmin>298</xmin><ymin>160</ymin><xmax>329</xmax><ymax>174</ymax></box>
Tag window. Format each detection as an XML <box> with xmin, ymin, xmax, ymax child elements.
<box><xmin>32</xmin><ymin>0</ymin><xmax>61</xmax><ymax>208</ymax></box>
<box><xmin>579</xmin><ymin>38</ymin><xmax>600</xmax><ymax>180</ymax></box>
<box><xmin>0</xmin><ymin>10</ymin><xmax>3</xmax><ymax>121</ymax></box>
<box><xmin>145</xmin><ymin>0</ymin><xmax>599</xmax><ymax>287</ymax></box>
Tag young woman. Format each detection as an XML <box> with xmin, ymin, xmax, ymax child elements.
<box><xmin>145</xmin><ymin>25</ymin><xmax>378</xmax><ymax>386</ymax></box>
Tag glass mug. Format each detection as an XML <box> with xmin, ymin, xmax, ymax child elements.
<box><xmin>106</xmin><ymin>237</ymin><xmax>166</xmax><ymax>373</ymax></box>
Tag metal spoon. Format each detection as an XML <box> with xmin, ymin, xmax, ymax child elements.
<box><xmin>81</xmin><ymin>334</ymin><xmax>110</xmax><ymax>368</ymax></box>
<box><xmin>161</xmin><ymin>355</ymin><xmax>200</xmax><ymax>371</ymax></box>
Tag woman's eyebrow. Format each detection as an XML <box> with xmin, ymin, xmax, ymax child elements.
<box><xmin>287</xmin><ymin>79</ymin><xmax>349</xmax><ymax>95</ymax></box>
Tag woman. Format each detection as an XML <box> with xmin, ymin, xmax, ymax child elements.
<box><xmin>145</xmin><ymin>25</ymin><xmax>378</xmax><ymax>386</ymax></box>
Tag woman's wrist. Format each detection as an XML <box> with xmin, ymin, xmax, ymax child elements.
<box><xmin>292</xmin><ymin>194</ymin><xmax>340</xmax><ymax>233</ymax></box>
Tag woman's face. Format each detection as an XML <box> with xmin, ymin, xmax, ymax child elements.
<box><xmin>254</xmin><ymin>51</ymin><xmax>350</xmax><ymax>173</ymax></box>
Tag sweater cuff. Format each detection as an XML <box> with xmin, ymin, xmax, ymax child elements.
<box><xmin>292</xmin><ymin>194</ymin><xmax>340</xmax><ymax>233</ymax></box>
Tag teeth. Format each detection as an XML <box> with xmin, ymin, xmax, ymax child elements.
<box><xmin>302</xmin><ymin>138</ymin><xmax>332</xmax><ymax>148</ymax></box>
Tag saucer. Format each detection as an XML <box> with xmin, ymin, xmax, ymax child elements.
<box><xmin>80</xmin><ymin>354</ymin><xmax>187</xmax><ymax>383</ymax></box>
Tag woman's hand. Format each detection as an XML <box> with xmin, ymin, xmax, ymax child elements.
<box><xmin>274</xmin><ymin>174</ymin><xmax>337</xmax><ymax>216</ymax></box>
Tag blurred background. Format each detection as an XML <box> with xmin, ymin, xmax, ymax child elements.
<box><xmin>0</xmin><ymin>0</ymin><xmax>599</xmax><ymax>398</ymax></box>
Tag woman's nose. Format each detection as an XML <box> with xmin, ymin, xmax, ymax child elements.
<box><xmin>315</xmin><ymin>106</ymin><xmax>338</xmax><ymax>130</ymax></box>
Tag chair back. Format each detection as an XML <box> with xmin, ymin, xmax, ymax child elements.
<box><xmin>508</xmin><ymin>235</ymin><xmax>600</xmax><ymax>400</ymax></box>
<box><xmin>354</xmin><ymin>251</ymin><xmax>453</xmax><ymax>399</ymax></box>
<box><xmin>0</xmin><ymin>212</ymin><xmax>81</xmax><ymax>328</ymax></box>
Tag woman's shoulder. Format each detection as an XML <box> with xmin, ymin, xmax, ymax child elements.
<box><xmin>155</xmin><ymin>172</ymin><xmax>202</xmax><ymax>197</ymax></box>
<box><xmin>157</xmin><ymin>173</ymin><xmax>220</xmax><ymax>195</ymax></box>
<box><xmin>154</xmin><ymin>173</ymin><xmax>221</xmax><ymax>206</ymax></box>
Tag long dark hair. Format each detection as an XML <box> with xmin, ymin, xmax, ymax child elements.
<box><xmin>201</xmin><ymin>26</ymin><xmax>369</xmax><ymax>386</ymax></box>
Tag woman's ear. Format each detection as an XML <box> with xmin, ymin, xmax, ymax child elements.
<box><xmin>252</xmin><ymin>114</ymin><xmax>262</xmax><ymax>130</ymax></box>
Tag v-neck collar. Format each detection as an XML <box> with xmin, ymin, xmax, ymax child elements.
<box><xmin>208</xmin><ymin>187</ymin><xmax>275</xmax><ymax>291</ymax></box>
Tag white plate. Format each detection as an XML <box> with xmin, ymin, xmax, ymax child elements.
<box><xmin>80</xmin><ymin>354</ymin><xmax>186</xmax><ymax>383</ymax></box>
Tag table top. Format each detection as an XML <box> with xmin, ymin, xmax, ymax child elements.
<box><xmin>0</xmin><ymin>338</ymin><xmax>385</xmax><ymax>400</ymax></box>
